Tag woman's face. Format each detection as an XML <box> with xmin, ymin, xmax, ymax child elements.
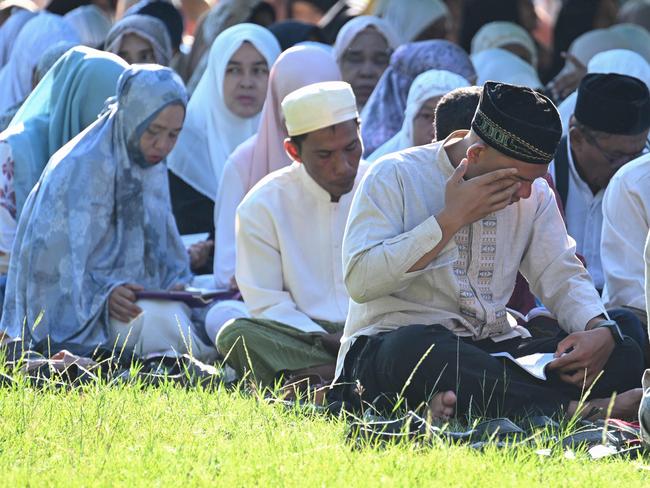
<box><xmin>412</xmin><ymin>96</ymin><xmax>442</xmax><ymax>147</ymax></box>
<box><xmin>223</xmin><ymin>42</ymin><xmax>270</xmax><ymax>118</ymax></box>
<box><xmin>339</xmin><ymin>27</ymin><xmax>391</xmax><ymax>109</ymax></box>
<box><xmin>118</xmin><ymin>33</ymin><xmax>156</xmax><ymax>65</ymax></box>
<box><xmin>139</xmin><ymin>104</ymin><xmax>185</xmax><ymax>165</ymax></box>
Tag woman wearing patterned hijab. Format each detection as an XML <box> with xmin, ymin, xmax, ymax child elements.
<box><xmin>360</xmin><ymin>40</ymin><xmax>476</xmax><ymax>157</ymax></box>
<box><xmin>105</xmin><ymin>14</ymin><xmax>173</xmax><ymax>66</ymax></box>
<box><xmin>1</xmin><ymin>65</ymin><xmax>216</xmax><ymax>361</ymax></box>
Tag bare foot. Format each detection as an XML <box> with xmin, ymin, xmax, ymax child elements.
<box><xmin>568</xmin><ymin>388</ymin><xmax>643</xmax><ymax>421</ymax></box>
<box><xmin>428</xmin><ymin>390</ymin><xmax>456</xmax><ymax>420</ymax></box>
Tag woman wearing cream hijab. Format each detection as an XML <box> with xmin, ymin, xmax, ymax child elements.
<box><xmin>167</xmin><ymin>23</ymin><xmax>281</xmax><ymax>236</ymax></box>
<box><xmin>333</xmin><ymin>15</ymin><xmax>398</xmax><ymax>110</ymax></box>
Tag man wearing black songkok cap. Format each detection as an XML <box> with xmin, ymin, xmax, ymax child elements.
<box><xmin>334</xmin><ymin>81</ymin><xmax>644</xmax><ymax>422</ymax></box>
<box><xmin>552</xmin><ymin>73</ymin><xmax>650</xmax><ymax>293</ymax></box>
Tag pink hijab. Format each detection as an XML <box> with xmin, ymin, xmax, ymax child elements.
<box><xmin>229</xmin><ymin>44</ymin><xmax>342</xmax><ymax>192</ymax></box>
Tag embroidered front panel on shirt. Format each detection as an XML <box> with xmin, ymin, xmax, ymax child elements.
<box><xmin>453</xmin><ymin>215</ymin><xmax>509</xmax><ymax>338</ymax></box>
<box><xmin>453</xmin><ymin>225</ymin><xmax>481</xmax><ymax>336</ymax></box>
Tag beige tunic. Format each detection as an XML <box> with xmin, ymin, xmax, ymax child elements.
<box><xmin>337</xmin><ymin>132</ymin><xmax>605</xmax><ymax>378</ymax></box>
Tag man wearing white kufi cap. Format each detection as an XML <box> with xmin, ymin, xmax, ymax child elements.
<box><xmin>215</xmin><ymin>81</ymin><xmax>367</xmax><ymax>388</ymax></box>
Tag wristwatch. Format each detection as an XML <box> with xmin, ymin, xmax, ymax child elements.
<box><xmin>595</xmin><ymin>320</ymin><xmax>625</xmax><ymax>345</ymax></box>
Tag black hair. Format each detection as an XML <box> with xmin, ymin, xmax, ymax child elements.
<box><xmin>46</xmin><ymin>0</ymin><xmax>92</xmax><ymax>15</ymax></box>
<box><xmin>247</xmin><ymin>1</ymin><xmax>276</xmax><ymax>27</ymax></box>
<box><xmin>132</xmin><ymin>0</ymin><xmax>184</xmax><ymax>52</ymax></box>
<box><xmin>434</xmin><ymin>86</ymin><xmax>482</xmax><ymax>141</ymax></box>
<box><xmin>289</xmin><ymin>118</ymin><xmax>361</xmax><ymax>152</ymax></box>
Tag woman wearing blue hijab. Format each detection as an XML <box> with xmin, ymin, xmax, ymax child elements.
<box><xmin>1</xmin><ymin>65</ymin><xmax>216</xmax><ymax>361</ymax></box>
<box><xmin>0</xmin><ymin>46</ymin><xmax>128</xmax><ymax>269</ymax></box>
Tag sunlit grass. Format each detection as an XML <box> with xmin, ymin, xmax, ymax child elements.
<box><xmin>0</xmin><ymin>370</ymin><xmax>649</xmax><ymax>486</ymax></box>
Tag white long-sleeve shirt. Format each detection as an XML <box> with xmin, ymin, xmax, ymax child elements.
<box><xmin>235</xmin><ymin>161</ymin><xmax>366</xmax><ymax>333</ymax></box>
<box><xmin>549</xmin><ymin>136</ymin><xmax>605</xmax><ymax>289</ymax></box>
<box><xmin>337</xmin><ymin>133</ymin><xmax>605</xmax><ymax>378</ymax></box>
<box><xmin>602</xmin><ymin>153</ymin><xmax>650</xmax><ymax>312</ymax></box>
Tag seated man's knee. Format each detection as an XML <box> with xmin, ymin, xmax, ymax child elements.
<box><xmin>610</xmin><ymin>308</ymin><xmax>648</xmax><ymax>351</ymax></box>
<box><xmin>215</xmin><ymin>318</ymin><xmax>256</xmax><ymax>356</ymax></box>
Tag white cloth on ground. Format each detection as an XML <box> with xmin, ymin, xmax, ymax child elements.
<box><xmin>108</xmin><ymin>299</ymin><xmax>218</xmax><ymax>362</ymax></box>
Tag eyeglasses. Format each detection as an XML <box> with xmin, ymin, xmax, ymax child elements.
<box><xmin>581</xmin><ymin>127</ymin><xmax>648</xmax><ymax>169</ymax></box>
<box><xmin>341</xmin><ymin>49</ymin><xmax>392</xmax><ymax>70</ymax></box>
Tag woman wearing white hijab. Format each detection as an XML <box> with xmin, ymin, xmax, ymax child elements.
<box><xmin>0</xmin><ymin>12</ymin><xmax>79</xmax><ymax>114</ymax></box>
<box><xmin>333</xmin><ymin>15</ymin><xmax>398</xmax><ymax>110</ymax></box>
<box><xmin>368</xmin><ymin>69</ymin><xmax>469</xmax><ymax>162</ymax></box>
<box><xmin>374</xmin><ymin>0</ymin><xmax>449</xmax><ymax>44</ymax></box>
<box><xmin>471</xmin><ymin>21</ymin><xmax>538</xmax><ymax>68</ymax></box>
<box><xmin>471</xmin><ymin>48</ymin><xmax>542</xmax><ymax>88</ymax></box>
<box><xmin>557</xmin><ymin>49</ymin><xmax>650</xmax><ymax>135</ymax></box>
<box><xmin>167</xmin><ymin>23</ymin><xmax>281</xmax><ymax>236</ymax></box>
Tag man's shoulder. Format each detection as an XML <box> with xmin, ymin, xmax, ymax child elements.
<box><xmin>239</xmin><ymin>164</ymin><xmax>299</xmax><ymax>211</ymax></box>
<box><xmin>365</xmin><ymin>142</ymin><xmax>444</xmax><ymax>180</ymax></box>
<box><xmin>611</xmin><ymin>153</ymin><xmax>650</xmax><ymax>187</ymax></box>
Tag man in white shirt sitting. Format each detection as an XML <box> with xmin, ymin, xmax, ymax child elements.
<box><xmin>335</xmin><ymin>81</ymin><xmax>644</xmax><ymax>421</ymax></box>
<box><xmin>215</xmin><ymin>81</ymin><xmax>365</xmax><ymax>388</ymax></box>
<box><xmin>601</xmin><ymin>152</ymin><xmax>650</xmax><ymax>327</ymax></box>
<box><xmin>551</xmin><ymin>73</ymin><xmax>650</xmax><ymax>292</ymax></box>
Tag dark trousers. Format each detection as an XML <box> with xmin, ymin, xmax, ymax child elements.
<box><xmin>340</xmin><ymin>310</ymin><xmax>645</xmax><ymax>418</ymax></box>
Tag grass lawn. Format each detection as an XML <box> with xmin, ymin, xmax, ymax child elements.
<box><xmin>1</xmin><ymin>379</ymin><xmax>650</xmax><ymax>487</ymax></box>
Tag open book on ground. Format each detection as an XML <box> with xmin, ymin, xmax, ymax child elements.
<box><xmin>135</xmin><ymin>289</ymin><xmax>241</xmax><ymax>308</ymax></box>
<box><xmin>491</xmin><ymin>352</ymin><xmax>557</xmax><ymax>380</ymax></box>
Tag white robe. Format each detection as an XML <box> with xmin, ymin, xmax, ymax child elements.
<box><xmin>235</xmin><ymin>162</ymin><xmax>366</xmax><ymax>333</ymax></box>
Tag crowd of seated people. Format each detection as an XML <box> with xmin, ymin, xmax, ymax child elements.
<box><xmin>1</xmin><ymin>0</ymin><xmax>650</xmax><ymax>424</ymax></box>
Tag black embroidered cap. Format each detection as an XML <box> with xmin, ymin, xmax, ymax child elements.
<box><xmin>471</xmin><ymin>81</ymin><xmax>562</xmax><ymax>165</ymax></box>
<box><xmin>575</xmin><ymin>73</ymin><xmax>650</xmax><ymax>135</ymax></box>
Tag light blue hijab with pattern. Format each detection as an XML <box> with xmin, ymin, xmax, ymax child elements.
<box><xmin>1</xmin><ymin>46</ymin><xmax>128</xmax><ymax>218</ymax></box>
<box><xmin>1</xmin><ymin>65</ymin><xmax>192</xmax><ymax>350</ymax></box>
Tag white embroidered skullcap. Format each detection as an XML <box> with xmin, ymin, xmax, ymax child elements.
<box><xmin>281</xmin><ymin>81</ymin><xmax>358</xmax><ymax>136</ymax></box>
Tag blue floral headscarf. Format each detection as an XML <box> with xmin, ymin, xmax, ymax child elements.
<box><xmin>1</xmin><ymin>65</ymin><xmax>192</xmax><ymax>350</ymax></box>
<box><xmin>360</xmin><ymin>40</ymin><xmax>476</xmax><ymax>156</ymax></box>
